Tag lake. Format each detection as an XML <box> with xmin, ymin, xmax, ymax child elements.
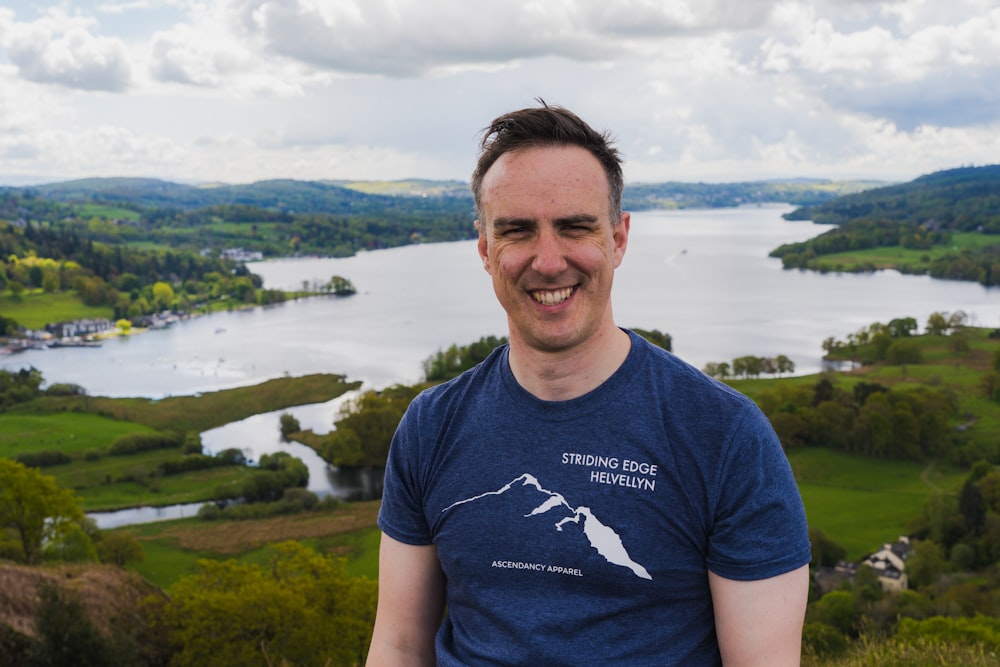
<box><xmin>9</xmin><ymin>206</ymin><xmax>999</xmax><ymax>526</ymax></box>
<box><xmin>6</xmin><ymin>206</ymin><xmax>998</xmax><ymax>399</ymax></box>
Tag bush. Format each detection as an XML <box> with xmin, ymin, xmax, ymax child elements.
<box><xmin>279</xmin><ymin>412</ymin><xmax>301</xmax><ymax>439</ymax></box>
<box><xmin>43</xmin><ymin>383</ymin><xmax>87</xmax><ymax>397</ymax></box>
<box><xmin>181</xmin><ymin>431</ymin><xmax>203</xmax><ymax>454</ymax></box>
<box><xmin>158</xmin><ymin>454</ymin><xmax>234</xmax><ymax>476</ymax></box>
<box><xmin>886</xmin><ymin>339</ymin><xmax>923</xmax><ymax>365</ymax></box>
<box><xmin>197</xmin><ymin>503</ymin><xmax>223</xmax><ymax>521</ymax></box>
<box><xmin>108</xmin><ymin>431</ymin><xmax>183</xmax><ymax>456</ymax></box>
<box><xmin>14</xmin><ymin>451</ymin><xmax>72</xmax><ymax>468</ymax></box>
<box><xmin>96</xmin><ymin>531</ymin><xmax>144</xmax><ymax>567</ymax></box>
<box><xmin>28</xmin><ymin>582</ymin><xmax>113</xmax><ymax>667</ymax></box>
<box><xmin>280</xmin><ymin>487</ymin><xmax>319</xmax><ymax>511</ymax></box>
<box><xmin>802</xmin><ymin>621</ymin><xmax>850</xmax><ymax>660</ymax></box>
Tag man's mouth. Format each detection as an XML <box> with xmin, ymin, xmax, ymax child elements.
<box><xmin>530</xmin><ymin>287</ymin><xmax>574</xmax><ymax>306</ymax></box>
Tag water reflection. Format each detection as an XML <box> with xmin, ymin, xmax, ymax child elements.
<box><xmin>89</xmin><ymin>393</ymin><xmax>385</xmax><ymax>529</ymax></box>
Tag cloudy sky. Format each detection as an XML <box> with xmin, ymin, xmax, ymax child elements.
<box><xmin>1</xmin><ymin>0</ymin><xmax>998</xmax><ymax>187</ymax></box>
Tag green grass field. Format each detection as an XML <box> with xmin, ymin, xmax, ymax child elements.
<box><xmin>810</xmin><ymin>232</ymin><xmax>998</xmax><ymax>273</ymax></box>
<box><xmin>76</xmin><ymin>204</ymin><xmax>141</xmax><ymax>221</ymax></box>
<box><xmin>0</xmin><ymin>291</ymin><xmax>114</xmax><ymax>329</ymax></box>
<box><xmin>788</xmin><ymin>448</ymin><xmax>966</xmax><ymax>560</ymax></box>
<box><xmin>0</xmin><ymin>412</ymin><xmax>153</xmax><ymax>458</ymax></box>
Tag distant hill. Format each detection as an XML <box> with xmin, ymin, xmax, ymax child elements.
<box><xmin>29</xmin><ymin>177</ymin><xmax>401</xmax><ymax>215</ymax></box>
<box><xmin>784</xmin><ymin>164</ymin><xmax>1000</xmax><ymax>231</ymax></box>
<box><xmin>622</xmin><ymin>178</ymin><xmax>885</xmax><ymax>210</ymax></box>
<box><xmin>17</xmin><ymin>175</ymin><xmax>888</xmax><ymax>215</ymax></box>
<box><xmin>770</xmin><ymin>165</ymin><xmax>1000</xmax><ymax>286</ymax></box>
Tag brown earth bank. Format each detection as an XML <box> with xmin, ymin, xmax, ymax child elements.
<box><xmin>0</xmin><ymin>501</ymin><xmax>382</xmax><ymax>662</ymax></box>
<box><xmin>0</xmin><ymin>561</ymin><xmax>163</xmax><ymax>640</ymax></box>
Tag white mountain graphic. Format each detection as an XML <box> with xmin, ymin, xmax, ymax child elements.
<box><xmin>442</xmin><ymin>473</ymin><xmax>652</xmax><ymax>580</ymax></box>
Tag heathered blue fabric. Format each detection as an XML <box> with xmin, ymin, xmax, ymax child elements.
<box><xmin>378</xmin><ymin>330</ymin><xmax>811</xmax><ymax>666</ymax></box>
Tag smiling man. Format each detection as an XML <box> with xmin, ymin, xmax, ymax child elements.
<box><xmin>367</xmin><ymin>102</ymin><xmax>811</xmax><ymax>666</ymax></box>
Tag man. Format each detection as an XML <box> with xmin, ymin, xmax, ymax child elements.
<box><xmin>368</xmin><ymin>103</ymin><xmax>811</xmax><ymax>666</ymax></box>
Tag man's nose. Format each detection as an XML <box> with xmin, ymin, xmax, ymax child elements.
<box><xmin>531</xmin><ymin>229</ymin><xmax>568</xmax><ymax>275</ymax></box>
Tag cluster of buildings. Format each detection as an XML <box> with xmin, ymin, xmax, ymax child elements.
<box><xmin>2</xmin><ymin>313</ymin><xmax>183</xmax><ymax>354</ymax></box>
<box><xmin>815</xmin><ymin>536</ymin><xmax>912</xmax><ymax>594</ymax></box>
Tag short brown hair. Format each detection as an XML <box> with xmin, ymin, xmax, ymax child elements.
<box><xmin>471</xmin><ymin>101</ymin><xmax>624</xmax><ymax>223</ymax></box>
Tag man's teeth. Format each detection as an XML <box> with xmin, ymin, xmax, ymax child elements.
<box><xmin>532</xmin><ymin>288</ymin><xmax>573</xmax><ymax>305</ymax></box>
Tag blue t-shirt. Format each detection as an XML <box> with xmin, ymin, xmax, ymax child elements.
<box><xmin>379</xmin><ymin>330</ymin><xmax>810</xmax><ymax>665</ymax></box>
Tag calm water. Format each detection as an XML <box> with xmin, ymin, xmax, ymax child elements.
<box><xmin>6</xmin><ymin>206</ymin><xmax>995</xmax><ymax>399</ymax></box>
<box><xmin>14</xmin><ymin>206</ymin><xmax>1000</xmax><ymax>526</ymax></box>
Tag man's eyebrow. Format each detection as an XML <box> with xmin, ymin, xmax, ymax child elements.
<box><xmin>554</xmin><ymin>214</ymin><xmax>599</xmax><ymax>225</ymax></box>
<box><xmin>492</xmin><ymin>217</ymin><xmax>536</xmax><ymax>228</ymax></box>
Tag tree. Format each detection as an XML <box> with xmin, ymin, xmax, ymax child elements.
<box><xmin>775</xmin><ymin>354</ymin><xmax>795</xmax><ymax>375</ymax></box>
<box><xmin>632</xmin><ymin>327</ymin><xmax>672</xmax><ymax>351</ymax></box>
<box><xmin>151</xmin><ymin>280</ymin><xmax>174</xmax><ymax>309</ymax></box>
<box><xmin>161</xmin><ymin>541</ymin><xmax>376</xmax><ymax>667</ymax></box>
<box><xmin>809</xmin><ymin>527</ymin><xmax>847</xmax><ymax>567</ymax></box>
<box><xmin>279</xmin><ymin>412</ymin><xmax>301</xmax><ymax>440</ymax></box>
<box><xmin>926</xmin><ymin>311</ymin><xmax>949</xmax><ymax>335</ymax></box>
<box><xmin>329</xmin><ymin>274</ymin><xmax>356</xmax><ymax>295</ymax></box>
<box><xmin>887</xmin><ymin>316</ymin><xmax>918</xmax><ymax>337</ymax></box>
<box><xmin>96</xmin><ymin>530</ymin><xmax>145</xmax><ymax>567</ymax></box>
<box><xmin>808</xmin><ymin>590</ymin><xmax>858</xmax><ymax>637</ymax></box>
<box><xmin>28</xmin><ymin>582</ymin><xmax>113</xmax><ymax>667</ymax></box>
<box><xmin>906</xmin><ymin>539</ymin><xmax>947</xmax><ymax>588</ymax></box>
<box><xmin>0</xmin><ymin>459</ymin><xmax>85</xmax><ymax>564</ymax></box>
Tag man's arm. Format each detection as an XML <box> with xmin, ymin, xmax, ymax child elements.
<box><xmin>367</xmin><ymin>532</ymin><xmax>446</xmax><ymax>667</ymax></box>
<box><xmin>708</xmin><ymin>564</ymin><xmax>810</xmax><ymax>666</ymax></box>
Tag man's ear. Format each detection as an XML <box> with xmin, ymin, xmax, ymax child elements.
<box><xmin>476</xmin><ymin>220</ymin><xmax>491</xmax><ymax>272</ymax></box>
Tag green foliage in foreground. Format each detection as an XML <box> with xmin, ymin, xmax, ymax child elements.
<box><xmin>159</xmin><ymin>541</ymin><xmax>377</xmax><ymax>667</ymax></box>
<box><xmin>803</xmin><ymin>631</ymin><xmax>999</xmax><ymax>667</ymax></box>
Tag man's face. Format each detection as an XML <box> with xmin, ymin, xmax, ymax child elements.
<box><xmin>476</xmin><ymin>145</ymin><xmax>629</xmax><ymax>355</ymax></box>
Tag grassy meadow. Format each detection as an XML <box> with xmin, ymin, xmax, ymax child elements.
<box><xmin>1</xmin><ymin>374</ymin><xmax>360</xmax><ymax>512</ymax></box>
<box><xmin>124</xmin><ymin>501</ymin><xmax>381</xmax><ymax>589</ymax></box>
<box><xmin>804</xmin><ymin>231</ymin><xmax>997</xmax><ymax>274</ymax></box>
<box><xmin>788</xmin><ymin>448</ymin><xmax>965</xmax><ymax>559</ymax></box>
<box><xmin>0</xmin><ymin>291</ymin><xmax>114</xmax><ymax>329</ymax></box>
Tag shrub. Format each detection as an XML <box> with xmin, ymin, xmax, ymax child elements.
<box><xmin>43</xmin><ymin>383</ymin><xmax>87</xmax><ymax>397</ymax></box>
<box><xmin>108</xmin><ymin>431</ymin><xmax>183</xmax><ymax>456</ymax></box>
<box><xmin>802</xmin><ymin>622</ymin><xmax>849</xmax><ymax>660</ymax></box>
<box><xmin>14</xmin><ymin>451</ymin><xmax>72</xmax><ymax>468</ymax></box>
<box><xmin>28</xmin><ymin>582</ymin><xmax>113</xmax><ymax>667</ymax></box>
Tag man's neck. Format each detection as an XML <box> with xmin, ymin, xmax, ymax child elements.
<box><xmin>507</xmin><ymin>325</ymin><xmax>632</xmax><ymax>402</ymax></box>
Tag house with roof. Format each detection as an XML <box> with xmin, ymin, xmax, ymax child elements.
<box><xmin>44</xmin><ymin>318</ymin><xmax>113</xmax><ymax>339</ymax></box>
<box><xmin>813</xmin><ymin>536</ymin><xmax>912</xmax><ymax>595</ymax></box>
<box><xmin>863</xmin><ymin>536</ymin><xmax>911</xmax><ymax>593</ymax></box>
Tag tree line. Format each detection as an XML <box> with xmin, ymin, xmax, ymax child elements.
<box><xmin>702</xmin><ymin>354</ymin><xmax>796</xmax><ymax>379</ymax></box>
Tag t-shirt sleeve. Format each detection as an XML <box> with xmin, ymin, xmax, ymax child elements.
<box><xmin>705</xmin><ymin>406</ymin><xmax>812</xmax><ymax>581</ymax></box>
<box><xmin>377</xmin><ymin>402</ymin><xmax>435</xmax><ymax>546</ymax></box>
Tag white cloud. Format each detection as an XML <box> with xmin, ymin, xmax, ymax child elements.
<box><xmin>1</xmin><ymin>1</ymin><xmax>1000</xmax><ymax>186</ymax></box>
<box><xmin>0</xmin><ymin>7</ymin><xmax>132</xmax><ymax>91</ymax></box>
<box><xmin>758</xmin><ymin>3</ymin><xmax>1000</xmax><ymax>129</ymax></box>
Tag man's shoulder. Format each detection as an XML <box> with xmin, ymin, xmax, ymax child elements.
<box><xmin>412</xmin><ymin>344</ymin><xmax>508</xmax><ymax>407</ymax></box>
<box><xmin>627</xmin><ymin>330</ymin><xmax>759</xmax><ymax>410</ymax></box>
